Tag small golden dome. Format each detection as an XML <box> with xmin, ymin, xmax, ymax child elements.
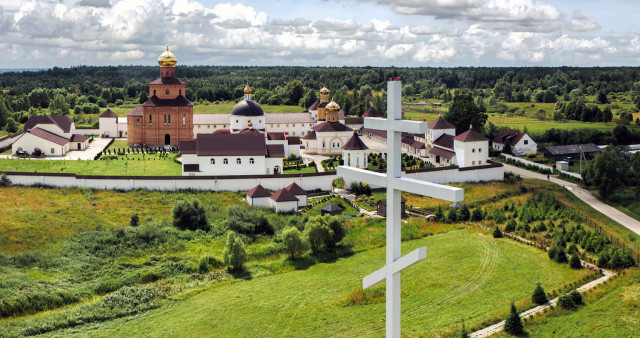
<box><xmin>244</xmin><ymin>83</ymin><xmax>252</xmax><ymax>95</ymax></box>
<box><xmin>248</xmin><ymin>120</ymin><xmax>253</xmax><ymax>127</ymax></box>
<box><xmin>353</xmin><ymin>128</ymin><xmax>358</xmax><ymax>133</ymax></box>
<box><xmin>158</xmin><ymin>46</ymin><xmax>177</xmax><ymax>67</ymax></box>
<box><xmin>320</xmin><ymin>86</ymin><xmax>329</xmax><ymax>95</ymax></box>
<box><xmin>326</xmin><ymin>99</ymin><xmax>340</xmax><ymax>111</ymax></box>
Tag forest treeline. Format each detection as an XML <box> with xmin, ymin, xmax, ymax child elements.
<box><xmin>1</xmin><ymin>65</ymin><xmax>640</xmax><ymax>144</ymax></box>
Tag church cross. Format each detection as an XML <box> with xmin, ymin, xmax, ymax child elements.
<box><xmin>337</xmin><ymin>79</ymin><xmax>464</xmax><ymax>338</ymax></box>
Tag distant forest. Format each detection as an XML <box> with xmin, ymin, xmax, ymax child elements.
<box><xmin>2</xmin><ymin>65</ymin><xmax>640</xmax><ymax>145</ymax></box>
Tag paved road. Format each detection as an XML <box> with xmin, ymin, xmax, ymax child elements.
<box><xmin>503</xmin><ymin>163</ymin><xmax>640</xmax><ymax>237</ymax></box>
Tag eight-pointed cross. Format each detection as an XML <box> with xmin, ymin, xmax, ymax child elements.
<box><xmin>337</xmin><ymin>79</ymin><xmax>464</xmax><ymax>338</ymax></box>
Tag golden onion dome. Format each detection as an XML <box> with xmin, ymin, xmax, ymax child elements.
<box><xmin>320</xmin><ymin>86</ymin><xmax>329</xmax><ymax>95</ymax></box>
<box><xmin>326</xmin><ymin>99</ymin><xmax>340</xmax><ymax>111</ymax></box>
<box><xmin>158</xmin><ymin>46</ymin><xmax>177</xmax><ymax>67</ymax></box>
<box><xmin>244</xmin><ymin>83</ymin><xmax>252</xmax><ymax>95</ymax></box>
<box><xmin>248</xmin><ymin>120</ymin><xmax>253</xmax><ymax>127</ymax></box>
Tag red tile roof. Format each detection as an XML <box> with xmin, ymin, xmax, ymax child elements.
<box><xmin>267</xmin><ymin>132</ymin><xmax>286</xmax><ymax>140</ymax></box>
<box><xmin>270</xmin><ymin>188</ymin><xmax>299</xmax><ymax>202</ymax></box>
<box><xmin>428</xmin><ymin>146</ymin><xmax>456</xmax><ymax>159</ymax></box>
<box><xmin>363</xmin><ymin>107</ymin><xmax>382</xmax><ymax>117</ymax></box>
<box><xmin>410</xmin><ymin>141</ymin><xmax>425</xmax><ymax>149</ymax></box>
<box><xmin>247</xmin><ymin>184</ymin><xmax>272</xmax><ymax>198</ymax></box>
<box><xmin>23</xmin><ymin>115</ymin><xmax>73</xmax><ymax>133</ymax></box>
<box><xmin>142</xmin><ymin>95</ymin><xmax>193</xmax><ymax>107</ymax></box>
<box><xmin>194</xmin><ymin>133</ymin><xmax>268</xmax><ymax>156</ymax></box>
<box><xmin>493</xmin><ymin>130</ymin><xmax>526</xmax><ymax>145</ymax></box>
<box><xmin>149</xmin><ymin>77</ymin><xmax>186</xmax><ymax>85</ymax></box>
<box><xmin>428</xmin><ymin>116</ymin><xmax>455</xmax><ymax>130</ymax></box>
<box><xmin>343</xmin><ymin>132</ymin><xmax>369</xmax><ymax>150</ymax></box>
<box><xmin>433</xmin><ymin>134</ymin><xmax>454</xmax><ymax>149</ymax></box>
<box><xmin>453</xmin><ymin>129</ymin><xmax>488</xmax><ymax>142</ymax></box>
<box><xmin>70</xmin><ymin>134</ymin><xmax>88</xmax><ymax>142</ymax></box>
<box><xmin>311</xmin><ymin>121</ymin><xmax>351</xmax><ymax>133</ymax></box>
<box><xmin>308</xmin><ymin>99</ymin><xmax>320</xmax><ymax>110</ymax></box>
<box><xmin>266</xmin><ymin>144</ymin><xmax>285</xmax><ymax>158</ymax></box>
<box><xmin>29</xmin><ymin>127</ymin><xmax>69</xmax><ymax>146</ymax></box>
<box><xmin>179</xmin><ymin>140</ymin><xmax>197</xmax><ymax>154</ymax></box>
<box><xmin>285</xmin><ymin>182</ymin><xmax>307</xmax><ymax>195</ymax></box>
<box><xmin>287</xmin><ymin>136</ymin><xmax>301</xmax><ymax>145</ymax></box>
<box><xmin>99</xmin><ymin>108</ymin><xmax>118</xmax><ymax>118</ymax></box>
<box><xmin>126</xmin><ymin>105</ymin><xmax>143</xmax><ymax>117</ymax></box>
<box><xmin>345</xmin><ymin>117</ymin><xmax>364</xmax><ymax>125</ymax></box>
<box><xmin>301</xmin><ymin>130</ymin><xmax>316</xmax><ymax>140</ymax></box>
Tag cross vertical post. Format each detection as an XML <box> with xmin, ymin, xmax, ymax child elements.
<box><xmin>337</xmin><ymin>78</ymin><xmax>464</xmax><ymax>338</ymax></box>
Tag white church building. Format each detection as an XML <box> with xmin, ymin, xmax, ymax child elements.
<box><xmin>12</xmin><ymin>115</ymin><xmax>89</xmax><ymax>156</ymax></box>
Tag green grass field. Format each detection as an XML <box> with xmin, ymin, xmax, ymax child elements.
<box><xmin>0</xmin><ymin>156</ymin><xmax>182</xmax><ymax>176</ymax></box>
<box><xmin>30</xmin><ymin>229</ymin><xmax>592</xmax><ymax>337</ymax></box>
<box><xmin>106</xmin><ymin>102</ymin><xmax>305</xmax><ymax>117</ymax></box>
<box><xmin>518</xmin><ymin>269</ymin><xmax>640</xmax><ymax>337</ymax></box>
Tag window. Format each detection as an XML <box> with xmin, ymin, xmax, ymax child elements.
<box><xmin>51</xmin><ymin>148</ymin><xmax>54</xmax><ymax>154</ymax></box>
<box><xmin>223</xmin><ymin>158</ymin><xmax>228</xmax><ymax>164</ymax></box>
<box><xmin>210</xmin><ymin>158</ymin><xmax>215</xmax><ymax>165</ymax></box>
<box><xmin>208</xmin><ymin>125</ymin><xmax>211</xmax><ymax>129</ymax></box>
<box><xmin>153</xmin><ymin>90</ymin><xmax>156</xmax><ymax>95</ymax></box>
<box><xmin>182</xmin><ymin>115</ymin><xmax>186</xmax><ymax>126</ymax></box>
<box><xmin>478</xmin><ymin>160</ymin><xmax>482</xmax><ymax>165</ymax></box>
<box><xmin>292</xmin><ymin>132</ymin><xmax>295</xmax><ymax>136</ymax></box>
<box><xmin>149</xmin><ymin>115</ymin><xmax>152</xmax><ymax>126</ymax></box>
<box><xmin>322</xmin><ymin>141</ymin><xmax>325</xmax><ymax>148</ymax></box>
<box><xmin>472</xmin><ymin>161</ymin><xmax>476</xmax><ymax>166</ymax></box>
<box><xmin>166</xmin><ymin>89</ymin><xmax>169</xmax><ymax>95</ymax></box>
<box><xmin>249</xmin><ymin>158</ymin><xmax>254</xmax><ymax>164</ymax></box>
<box><xmin>478</xmin><ymin>148</ymin><xmax>482</xmax><ymax>153</ymax></box>
<box><xmin>168</xmin><ymin>115</ymin><xmax>171</xmax><ymax>126</ymax></box>
<box><xmin>136</xmin><ymin>119</ymin><xmax>140</xmax><ymax>126</ymax></box>
<box><xmin>236</xmin><ymin>158</ymin><xmax>241</xmax><ymax>165</ymax></box>
<box><xmin>179</xmin><ymin>89</ymin><xmax>182</xmax><ymax>96</ymax></box>
<box><xmin>472</xmin><ymin>148</ymin><xmax>475</xmax><ymax>153</ymax></box>
<box><xmin>164</xmin><ymin>115</ymin><xmax>167</xmax><ymax>126</ymax></box>
<box><xmin>524</xmin><ymin>140</ymin><xmax>529</xmax><ymax>145</ymax></box>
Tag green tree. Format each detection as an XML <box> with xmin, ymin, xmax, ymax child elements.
<box><xmin>28</xmin><ymin>88</ymin><xmax>50</xmax><ymax>108</ymax></box>
<box><xmin>139</xmin><ymin>90</ymin><xmax>149</xmax><ymax>103</ymax></box>
<box><xmin>223</xmin><ymin>232</ymin><xmax>248</xmax><ymax>272</ymax></box>
<box><xmin>282</xmin><ymin>227</ymin><xmax>307</xmax><ymax>259</ymax></box>
<box><xmin>130</xmin><ymin>213</ymin><xmax>139</xmax><ymax>227</ymax></box>
<box><xmin>570</xmin><ymin>254</ymin><xmax>582</xmax><ymax>269</ymax></box>
<box><xmin>444</xmin><ymin>93</ymin><xmax>488</xmax><ymax>134</ymax></box>
<box><xmin>492</xmin><ymin>226</ymin><xmax>503</xmax><ymax>238</ymax></box>
<box><xmin>471</xmin><ymin>208</ymin><xmax>483</xmax><ymax>221</ymax></box>
<box><xmin>596</xmin><ymin>90</ymin><xmax>608</xmax><ymax>104</ymax></box>
<box><xmin>4</xmin><ymin>117</ymin><xmax>18</xmax><ymax>133</ymax></box>
<box><xmin>532</xmin><ymin>283</ymin><xmax>548</xmax><ymax>305</ymax></box>
<box><xmin>504</xmin><ymin>219</ymin><xmax>517</xmax><ymax>232</ymax></box>
<box><xmin>503</xmin><ymin>302</ymin><xmax>524</xmax><ymax>336</ymax></box>
<box><xmin>435</xmin><ymin>205</ymin><xmax>445</xmax><ymax>222</ymax></box>
<box><xmin>582</xmin><ymin>146</ymin><xmax>630</xmax><ymax>200</ymax></box>
<box><xmin>459</xmin><ymin>204</ymin><xmax>470</xmax><ymax>221</ymax></box>
<box><xmin>172</xmin><ymin>199</ymin><xmax>209</xmax><ymax>231</ymax></box>
<box><xmin>325</xmin><ymin>216</ymin><xmax>347</xmax><ymax>248</ymax></box>
<box><xmin>305</xmin><ymin>216</ymin><xmax>329</xmax><ymax>254</ymax></box>
<box><xmin>285</xmin><ymin>80</ymin><xmax>304</xmax><ymax>106</ymax></box>
<box><xmin>502</xmin><ymin>141</ymin><xmax>513</xmax><ymax>155</ymax></box>
<box><xmin>446</xmin><ymin>208</ymin><xmax>458</xmax><ymax>223</ymax></box>
<box><xmin>49</xmin><ymin>94</ymin><xmax>70</xmax><ymax>115</ymax></box>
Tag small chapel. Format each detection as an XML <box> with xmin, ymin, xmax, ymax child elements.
<box><xmin>126</xmin><ymin>47</ymin><xmax>194</xmax><ymax>146</ymax></box>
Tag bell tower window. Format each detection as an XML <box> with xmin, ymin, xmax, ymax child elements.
<box><xmin>166</xmin><ymin>89</ymin><xmax>169</xmax><ymax>95</ymax></box>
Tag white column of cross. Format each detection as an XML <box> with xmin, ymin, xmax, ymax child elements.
<box><xmin>337</xmin><ymin>78</ymin><xmax>464</xmax><ymax>338</ymax></box>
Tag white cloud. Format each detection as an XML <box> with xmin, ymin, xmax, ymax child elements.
<box><xmin>566</xmin><ymin>10</ymin><xmax>600</xmax><ymax>32</ymax></box>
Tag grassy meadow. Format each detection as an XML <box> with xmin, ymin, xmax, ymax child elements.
<box><xmin>17</xmin><ymin>230</ymin><xmax>593</xmax><ymax>337</ymax></box>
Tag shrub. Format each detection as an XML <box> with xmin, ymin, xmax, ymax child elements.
<box><xmin>305</xmin><ymin>216</ymin><xmax>329</xmax><ymax>254</ymax></box>
<box><xmin>492</xmin><ymin>226</ymin><xmax>503</xmax><ymax>238</ymax></box>
<box><xmin>459</xmin><ymin>204</ymin><xmax>470</xmax><ymax>222</ymax></box>
<box><xmin>558</xmin><ymin>292</ymin><xmax>578</xmax><ymax>310</ymax></box>
<box><xmin>100</xmin><ymin>285</ymin><xmax>165</xmax><ymax>311</ymax></box>
<box><xmin>503</xmin><ymin>302</ymin><xmax>524</xmax><ymax>335</ymax></box>
<box><xmin>570</xmin><ymin>290</ymin><xmax>583</xmax><ymax>306</ymax></box>
<box><xmin>504</xmin><ymin>219</ymin><xmax>517</xmax><ymax>232</ymax></box>
<box><xmin>532</xmin><ymin>283</ymin><xmax>548</xmax><ymax>305</ymax></box>
<box><xmin>130</xmin><ymin>213</ymin><xmax>139</xmax><ymax>227</ymax></box>
<box><xmin>567</xmin><ymin>243</ymin><xmax>578</xmax><ymax>255</ymax></box>
<box><xmin>570</xmin><ymin>254</ymin><xmax>582</xmax><ymax>269</ymax></box>
<box><xmin>282</xmin><ymin>227</ymin><xmax>307</xmax><ymax>259</ymax></box>
<box><xmin>435</xmin><ymin>206</ymin><xmax>445</xmax><ymax>222</ymax></box>
<box><xmin>172</xmin><ymin>199</ymin><xmax>209</xmax><ymax>231</ymax></box>
<box><xmin>223</xmin><ymin>232</ymin><xmax>247</xmax><ymax>272</ymax></box>
<box><xmin>471</xmin><ymin>208</ymin><xmax>483</xmax><ymax>221</ymax></box>
<box><xmin>548</xmin><ymin>242</ymin><xmax>568</xmax><ymax>264</ymax></box>
<box><xmin>226</xmin><ymin>206</ymin><xmax>273</xmax><ymax>237</ymax></box>
<box><xmin>0</xmin><ymin>173</ymin><xmax>10</xmax><ymax>187</ymax></box>
<box><xmin>446</xmin><ymin>208</ymin><xmax>458</xmax><ymax>223</ymax></box>
<box><xmin>198</xmin><ymin>259</ymin><xmax>210</xmax><ymax>273</ymax></box>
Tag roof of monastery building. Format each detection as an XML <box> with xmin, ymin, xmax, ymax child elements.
<box><xmin>311</xmin><ymin>121</ymin><xmax>352</xmax><ymax>133</ymax></box>
<box><xmin>179</xmin><ymin>133</ymin><xmax>284</xmax><ymax>157</ymax></box>
<box><xmin>231</xmin><ymin>100</ymin><xmax>264</xmax><ymax>117</ymax></box>
<box><xmin>342</xmin><ymin>131</ymin><xmax>369</xmax><ymax>151</ymax></box>
<box><xmin>285</xmin><ymin>182</ymin><xmax>308</xmax><ymax>196</ymax></box>
<box><xmin>428</xmin><ymin>116</ymin><xmax>455</xmax><ymax>130</ymax></box>
<box><xmin>142</xmin><ymin>95</ymin><xmax>193</xmax><ymax>107</ymax></box>
<box><xmin>99</xmin><ymin>108</ymin><xmax>118</xmax><ymax>118</ymax></box>
<box><xmin>23</xmin><ymin>115</ymin><xmax>73</xmax><ymax>133</ymax></box>
<box><xmin>453</xmin><ymin>129</ymin><xmax>488</xmax><ymax>142</ymax></box>
<box><xmin>270</xmin><ymin>188</ymin><xmax>299</xmax><ymax>202</ymax></box>
<box><xmin>247</xmin><ymin>184</ymin><xmax>272</xmax><ymax>198</ymax></box>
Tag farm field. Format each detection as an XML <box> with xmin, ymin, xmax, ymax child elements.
<box><xmin>27</xmin><ymin>229</ymin><xmax>592</xmax><ymax>337</ymax></box>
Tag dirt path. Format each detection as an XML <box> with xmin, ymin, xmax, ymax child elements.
<box><xmin>503</xmin><ymin>163</ymin><xmax>640</xmax><ymax>237</ymax></box>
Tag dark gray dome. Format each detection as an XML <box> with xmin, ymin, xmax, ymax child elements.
<box><xmin>231</xmin><ymin>100</ymin><xmax>264</xmax><ymax>116</ymax></box>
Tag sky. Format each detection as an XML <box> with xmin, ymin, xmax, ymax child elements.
<box><xmin>1</xmin><ymin>0</ymin><xmax>640</xmax><ymax>68</ymax></box>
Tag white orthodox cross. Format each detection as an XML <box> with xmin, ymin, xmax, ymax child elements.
<box><xmin>337</xmin><ymin>79</ymin><xmax>464</xmax><ymax>338</ymax></box>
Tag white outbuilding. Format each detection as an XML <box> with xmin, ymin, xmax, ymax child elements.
<box><xmin>492</xmin><ymin>130</ymin><xmax>537</xmax><ymax>156</ymax></box>
<box><xmin>246</xmin><ymin>184</ymin><xmax>272</xmax><ymax>207</ymax></box>
<box><xmin>284</xmin><ymin>182</ymin><xmax>308</xmax><ymax>207</ymax></box>
<box><xmin>341</xmin><ymin>130</ymin><xmax>369</xmax><ymax>169</ymax></box>
<box><xmin>453</xmin><ymin>127</ymin><xmax>489</xmax><ymax>168</ymax></box>
<box><xmin>269</xmin><ymin>188</ymin><xmax>299</xmax><ymax>213</ymax></box>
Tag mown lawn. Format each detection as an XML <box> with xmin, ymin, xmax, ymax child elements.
<box><xmin>0</xmin><ymin>156</ymin><xmax>182</xmax><ymax>176</ymax></box>
<box><xmin>36</xmin><ymin>229</ymin><xmax>592</xmax><ymax>337</ymax></box>
<box><xmin>515</xmin><ymin>269</ymin><xmax>640</xmax><ymax>337</ymax></box>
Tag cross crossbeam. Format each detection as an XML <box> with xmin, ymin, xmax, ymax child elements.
<box><xmin>336</xmin><ymin>79</ymin><xmax>464</xmax><ymax>338</ymax></box>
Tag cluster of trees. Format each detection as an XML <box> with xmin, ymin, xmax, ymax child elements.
<box><xmin>583</xmin><ymin>146</ymin><xmax>640</xmax><ymax>200</ymax></box>
<box><xmin>280</xmin><ymin>215</ymin><xmax>347</xmax><ymax>259</ymax></box>
<box><xmin>553</xmin><ymin>100</ymin><xmax>613</xmax><ymax>122</ymax></box>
